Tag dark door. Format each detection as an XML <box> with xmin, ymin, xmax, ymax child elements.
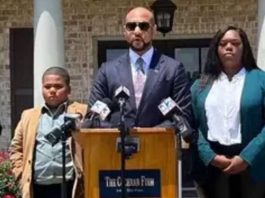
<box><xmin>10</xmin><ymin>28</ymin><xmax>33</xmax><ymax>135</ymax></box>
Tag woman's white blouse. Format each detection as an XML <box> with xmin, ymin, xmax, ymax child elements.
<box><xmin>205</xmin><ymin>68</ymin><xmax>246</xmax><ymax>145</ymax></box>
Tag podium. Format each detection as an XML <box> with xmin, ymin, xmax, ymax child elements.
<box><xmin>73</xmin><ymin>128</ymin><xmax>178</xmax><ymax>198</ymax></box>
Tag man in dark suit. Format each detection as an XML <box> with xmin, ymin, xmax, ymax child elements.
<box><xmin>89</xmin><ymin>7</ymin><xmax>192</xmax><ymax>129</ymax></box>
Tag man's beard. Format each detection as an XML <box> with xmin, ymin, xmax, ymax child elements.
<box><xmin>129</xmin><ymin>39</ymin><xmax>151</xmax><ymax>53</ymax></box>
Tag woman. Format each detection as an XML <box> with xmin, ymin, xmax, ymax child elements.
<box><xmin>191</xmin><ymin>26</ymin><xmax>265</xmax><ymax>198</ymax></box>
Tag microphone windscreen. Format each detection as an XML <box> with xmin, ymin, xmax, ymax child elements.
<box><xmin>91</xmin><ymin>100</ymin><xmax>105</xmax><ymax>114</ymax></box>
<box><xmin>158</xmin><ymin>97</ymin><xmax>177</xmax><ymax>116</ymax></box>
<box><xmin>114</xmin><ymin>86</ymin><xmax>130</xmax><ymax>100</ymax></box>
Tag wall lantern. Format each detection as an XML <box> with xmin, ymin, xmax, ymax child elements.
<box><xmin>150</xmin><ymin>0</ymin><xmax>177</xmax><ymax>36</ymax></box>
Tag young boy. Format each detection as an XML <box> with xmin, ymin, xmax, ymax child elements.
<box><xmin>9</xmin><ymin>67</ymin><xmax>87</xmax><ymax>198</ymax></box>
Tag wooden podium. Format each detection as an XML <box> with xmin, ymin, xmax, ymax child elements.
<box><xmin>73</xmin><ymin>128</ymin><xmax>178</xmax><ymax>198</ymax></box>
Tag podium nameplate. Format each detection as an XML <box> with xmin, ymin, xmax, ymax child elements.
<box><xmin>99</xmin><ymin>169</ymin><xmax>161</xmax><ymax>198</ymax></box>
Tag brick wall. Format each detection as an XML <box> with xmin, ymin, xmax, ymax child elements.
<box><xmin>63</xmin><ymin>0</ymin><xmax>257</xmax><ymax>103</ymax></box>
<box><xmin>0</xmin><ymin>0</ymin><xmax>258</xmax><ymax>149</ymax></box>
<box><xmin>174</xmin><ymin>0</ymin><xmax>257</xmax><ymax>47</ymax></box>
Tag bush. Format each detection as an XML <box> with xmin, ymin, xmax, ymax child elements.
<box><xmin>0</xmin><ymin>151</ymin><xmax>21</xmax><ymax>198</ymax></box>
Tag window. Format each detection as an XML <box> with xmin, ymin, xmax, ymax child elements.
<box><xmin>98</xmin><ymin>39</ymin><xmax>210</xmax><ymax>81</ymax></box>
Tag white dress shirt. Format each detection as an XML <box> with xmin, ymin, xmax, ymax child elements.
<box><xmin>205</xmin><ymin>68</ymin><xmax>246</xmax><ymax>145</ymax></box>
<box><xmin>129</xmin><ymin>47</ymin><xmax>154</xmax><ymax>107</ymax></box>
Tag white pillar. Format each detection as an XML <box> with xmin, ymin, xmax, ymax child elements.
<box><xmin>257</xmin><ymin>0</ymin><xmax>265</xmax><ymax>70</ymax></box>
<box><xmin>34</xmin><ymin>0</ymin><xmax>65</xmax><ymax>106</ymax></box>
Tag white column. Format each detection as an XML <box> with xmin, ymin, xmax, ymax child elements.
<box><xmin>34</xmin><ymin>0</ymin><xmax>65</xmax><ymax>106</ymax></box>
<box><xmin>257</xmin><ymin>0</ymin><xmax>265</xmax><ymax>70</ymax></box>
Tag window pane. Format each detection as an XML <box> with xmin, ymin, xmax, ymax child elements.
<box><xmin>175</xmin><ymin>48</ymin><xmax>199</xmax><ymax>82</ymax></box>
<box><xmin>106</xmin><ymin>49</ymin><xmax>127</xmax><ymax>61</ymax></box>
<box><xmin>201</xmin><ymin>47</ymin><xmax>209</xmax><ymax>73</ymax></box>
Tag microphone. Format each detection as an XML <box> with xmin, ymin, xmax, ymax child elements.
<box><xmin>114</xmin><ymin>86</ymin><xmax>130</xmax><ymax>101</ymax></box>
<box><xmin>114</xmin><ymin>86</ymin><xmax>130</xmax><ymax>136</ymax></box>
<box><xmin>0</xmin><ymin>123</ymin><xmax>2</xmax><ymax>136</ymax></box>
<box><xmin>82</xmin><ymin>98</ymin><xmax>114</xmax><ymax>128</ymax></box>
<box><xmin>114</xmin><ymin>86</ymin><xmax>130</xmax><ymax>118</ymax></box>
<box><xmin>90</xmin><ymin>100</ymin><xmax>111</xmax><ymax>121</ymax></box>
<box><xmin>158</xmin><ymin>97</ymin><xmax>194</xmax><ymax>143</ymax></box>
<box><xmin>45</xmin><ymin>113</ymin><xmax>82</xmax><ymax>145</ymax></box>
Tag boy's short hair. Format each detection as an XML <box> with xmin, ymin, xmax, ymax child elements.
<box><xmin>42</xmin><ymin>66</ymin><xmax>70</xmax><ymax>86</ymax></box>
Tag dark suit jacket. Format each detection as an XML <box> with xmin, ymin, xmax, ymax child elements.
<box><xmin>89</xmin><ymin>49</ymin><xmax>192</xmax><ymax>128</ymax></box>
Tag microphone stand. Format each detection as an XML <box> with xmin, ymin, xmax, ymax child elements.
<box><xmin>45</xmin><ymin>115</ymin><xmax>79</xmax><ymax>198</ymax></box>
<box><xmin>60</xmin><ymin>118</ymin><xmax>77</xmax><ymax>198</ymax></box>
<box><xmin>118</xmin><ymin>97</ymin><xmax>127</xmax><ymax>198</ymax></box>
<box><xmin>61</xmin><ymin>125</ymin><xmax>68</xmax><ymax>198</ymax></box>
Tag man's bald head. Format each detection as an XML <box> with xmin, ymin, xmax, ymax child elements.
<box><xmin>125</xmin><ymin>7</ymin><xmax>155</xmax><ymax>25</ymax></box>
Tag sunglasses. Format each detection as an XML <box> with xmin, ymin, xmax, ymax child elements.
<box><xmin>125</xmin><ymin>22</ymin><xmax>151</xmax><ymax>31</ymax></box>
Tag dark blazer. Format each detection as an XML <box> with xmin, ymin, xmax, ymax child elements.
<box><xmin>191</xmin><ymin>69</ymin><xmax>265</xmax><ymax>181</ymax></box>
<box><xmin>89</xmin><ymin>49</ymin><xmax>192</xmax><ymax>128</ymax></box>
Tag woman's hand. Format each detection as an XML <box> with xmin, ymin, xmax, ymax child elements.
<box><xmin>211</xmin><ymin>155</ymin><xmax>231</xmax><ymax>170</ymax></box>
<box><xmin>223</xmin><ymin>156</ymin><xmax>249</xmax><ymax>174</ymax></box>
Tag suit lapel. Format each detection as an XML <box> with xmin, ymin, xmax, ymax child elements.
<box><xmin>115</xmin><ymin>53</ymin><xmax>136</xmax><ymax>107</ymax></box>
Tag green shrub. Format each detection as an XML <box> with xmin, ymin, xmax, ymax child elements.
<box><xmin>0</xmin><ymin>151</ymin><xmax>21</xmax><ymax>198</ymax></box>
